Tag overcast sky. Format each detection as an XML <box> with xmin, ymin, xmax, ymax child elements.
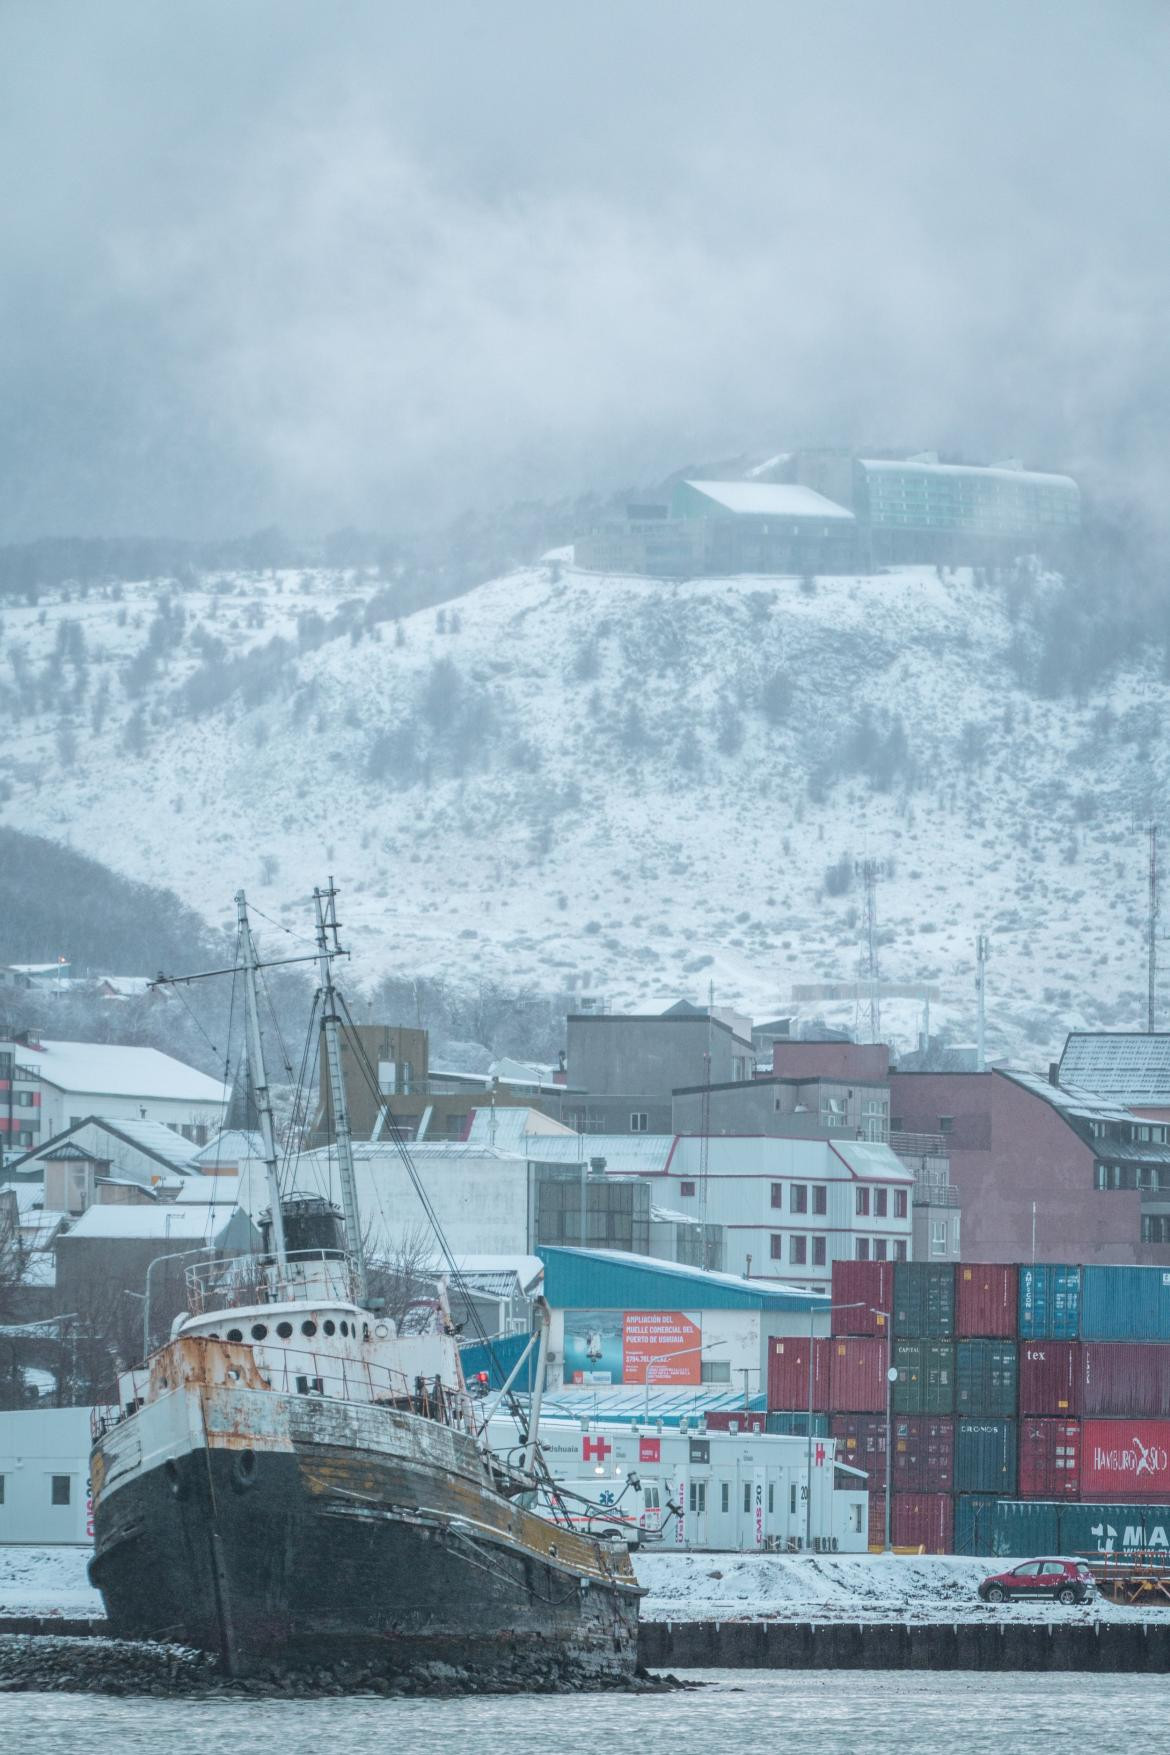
<box><xmin>2</xmin><ymin>1</ymin><xmax>1168</xmax><ymax>539</ymax></box>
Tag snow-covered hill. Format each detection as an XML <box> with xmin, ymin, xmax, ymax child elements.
<box><xmin>0</xmin><ymin>559</ymin><xmax>1161</xmax><ymax>1062</ymax></box>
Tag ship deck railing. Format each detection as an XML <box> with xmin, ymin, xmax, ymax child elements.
<box><xmin>185</xmin><ymin>1249</ymin><xmax>359</xmax><ymax>1312</ymax></box>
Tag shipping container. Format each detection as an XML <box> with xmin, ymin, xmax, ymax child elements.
<box><xmin>830</xmin><ymin>1260</ymin><xmax>895</xmax><ymax>1334</ymax></box>
<box><xmin>1017</xmin><ymin>1264</ymin><xmax>1081</xmax><ymax>1341</ymax></box>
<box><xmin>1080</xmin><ymin>1265</ymin><xmax>1170</xmax><ymax>1342</ymax></box>
<box><xmin>867</xmin><ymin>1489</ymin><xmax>889</xmax><ymax>1547</ymax></box>
<box><xmin>703</xmin><ymin>1410</ymin><xmax>766</xmax><ymax>1434</ymax></box>
<box><xmin>766</xmin><ymin>1411</ymin><xmax>829</xmax><ymax>1437</ymax></box>
<box><xmin>893</xmin><ymin>1262</ymin><xmax>955</xmax><ymax>1338</ymax></box>
<box><xmin>954</xmin><ymin>1418</ymin><xmax>1018</xmax><ymax>1495</ymax></box>
<box><xmin>891</xmin><ymin>1493</ymin><xmax>953</xmax><ymax>1553</ymax></box>
<box><xmin>1080</xmin><ymin>1418</ymin><xmax>1170</xmax><ymax>1500</ymax></box>
<box><xmin>954</xmin><ymin>1495</ymin><xmax>1060</xmax><ymax>1557</ymax></box>
<box><xmin>1017</xmin><ymin>1419</ymin><xmax>1081</xmax><ymax>1499</ymax></box>
<box><xmin>955</xmin><ymin>1339</ymin><xmax>1018</xmax><ymax>1417</ymax></box>
<box><xmin>956</xmin><ymin>1263</ymin><xmax>1018</xmax><ymax>1339</ymax></box>
<box><xmin>891</xmin><ymin>1416</ymin><xmax>954</xmax><ymax>1493</ymax></box>
<box><xmin>767</xmin><ymin>1336</ymin><xmax>831</xmax><ymax>1413</ymax></box>
<box><xmin>1018</xmin><ymin>1340</ymin><xmax>1081</xmax><ymax>1416</ymax></box>
<box><xmin>1058</xmin><ymin>1502</ymin><xmax>1170</xmax><ymax>1560</ymax></box>
<box><xmin>892</xmin><ymin>1339</ymin><xmax>954</xmax><ymax>1415</ymax></box>
<box><xmin>1081</xmin><ymin>1341</ymin><xmax>1170</xmax><ymax>1418</ymax></box>
<box><xmin>831</xmin><ymin>1414</ymin><xmax>886</xmax><ymax>1488</ymax></box>
<box><xmin>829</xmin><ymin>1336</ymin><xmax>888</xmax><ymax>1414</ymax></box>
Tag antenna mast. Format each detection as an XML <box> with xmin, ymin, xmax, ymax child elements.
<box><xmin>313</xmin><ymin>881</ymin><xmax>368</xmax><ymax>1303</ymax></box>
<box><xmin>975</xmin><ymin>932</ymin><xmax>990</xmax><ymax>1070</ymax></box>
<box><xmin>856</xmin><ymin>858</ymin><xmax>882</xmax><ymax>1043</ymax></box>
<box><xmin>236</xmin><ymin>889</ymin><xmax>287</xmax><ymax>1270</ymax></box>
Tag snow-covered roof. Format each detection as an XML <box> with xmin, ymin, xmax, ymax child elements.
<box><xmin>829</xmin><ymin>1140</ymin><xmax>915</xmax><ymax>1183</ymax></box>
<box><xmin>537</xmin><ymin>1386</ymin><xmax>768</xmax><ymax>1422</ymax></box>
<box><xmin>21</xmin><ymin>1040</ymin><xmax>226</xmax><ymax>1104</ymax></box>
<box><xmin>860</xmin><ymin>458</ymin><xmax>1077</xmax><ymax>490</ymax></box>
<box><xmin>61</xmin><ymin>1203</ymin><xmax>248</xmax><ymax>1241</ymax></box>
<box><xmin>1058</xmin><ymin>1033</ymin><xmax>1170</xmax><ymax>1107</ymax></box>
<box><xmin>683</xmin><ymin>481</ymin><xmax>854</xmax><ymax>520</ymax></box>
<box><xmin>1000</xmin><ymin>1068</ymin><xmax>1140</xmax><ymax>1125</ymax></box>
<box><xmin>462</xmin><ymin>1108</ymin><xmax>576</xmax><ymax>1152</ymax></box>
<box><xmin>0</xmin><ymin>1181</ymin><xmax>44</xmax><ymax>1212</ymax></box>
<box><xmin>172</xmin><ymin>1173</ymin><xmax>242</xmax><ymax>1204</ymax></box>
<box><xmin>440</xmin><ymin>1252</ymin><xmax>544</xmax><ymax>1294</ymax></box>
<box><xmin>191</xmin><ymin>1129</ymin><xmax>266</xmax><ymax>1166</ymax></box>
<box><xmin>542</xmin><ymin>1244</ymin><xmax>828</xmax><ymax>1303</ymax></box>
<box><xmin>519</xmin><ymin>1134</ymin><xmax>676</xmax><ymax>1174</ymax></box>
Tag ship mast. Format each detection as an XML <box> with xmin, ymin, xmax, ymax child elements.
<box><xmin>236</xmin><ymin>889</ymin><xmax>288</xmax><ymax>1271</ymax></box>
<box><xmin>313</xmin><ymin>881</ymin><xmax>368</xmax><ymax>1304</ymax></box>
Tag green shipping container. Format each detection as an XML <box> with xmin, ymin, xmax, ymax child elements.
<box><xmin>954</xmin><ymin>1418</ymin><xmax>1018</xmax><ymax>1495</ymax></box>
<box><xmin>892</xmin><ymin>1339</ymin><xmax>955</xmax><ymax>1415</ymax></box>
<box><xmin>955</xmin><ymin>1340</ymin><xmax>1019</xmax><ymax>1416</ymax></box>
<box><xmin>893</xmin><ymin>1262</ymin><xmax>955</xmax><ymax>1338</ymax></box>
<box><xmin>953</xmin><ymin>1496</ymin><xmax>1059</xmax><ymax>1557</ymax></box>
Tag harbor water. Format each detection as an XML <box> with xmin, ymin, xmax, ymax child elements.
<box><xmin>2</xmin><ymin>1669</ymin><xmax>1165</xmax><ymax>1754</ymax></box>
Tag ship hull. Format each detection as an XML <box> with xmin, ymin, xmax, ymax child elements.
<box><xmin>90</xmin><ymin>1383</ymin><xmax>640</xmax><ymax>1683</ymax></box>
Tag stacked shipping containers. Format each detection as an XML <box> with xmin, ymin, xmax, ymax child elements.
<box><xmin>765</xmin><ymin>1260</ymin><xmax>1170</xmax><ymax>1555</ymax></box>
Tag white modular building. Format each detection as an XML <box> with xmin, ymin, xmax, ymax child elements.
<box><xmin>0</xmin><ymin>1407</ymin><xmax>95</xmax><ymax>1545</ymax></box>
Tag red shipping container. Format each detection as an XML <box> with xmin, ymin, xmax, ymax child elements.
<box><xmin>891</xmin><ymin>1417</ymin><xmax>955</xmax><ymax>1492</ymax></box>
<box><xmin>891</xmin><ymin>1493</ymin><xmax>953</xmax><ymax>1553</ymax></box>
<box><xmin>956</xmin><ymin>1263</ymin><xmax>1018</xmax><ymax>1338</ymax></box>
<box><xmin>1019</xmin><ymin>1341</ymin><xmax>1081</xmax><ymax>1416</ymax></box>
<box><xmin>831</xmin><ymin>1414</ymin><xmax>886</xmax><ymax>1486</ymax></box>
<box><xmin>867</xmin><ymin>1490</ymin><xmax>888</xmax><ymax>1546</ymax></box>
<box><xmin>1081</xmin><ymin>1418</ymin><xmax>1170</xmax><ymax>1500</ymax></box>
<box><xmin>768</xmin><ymin>1336</ymin><xmax>830</xmax><ymax>1412</ymax></box>
<box><xmin>830</xmin><ymin>1260</ymin><xmax>895</xmax><ymax>1335</ymax></box>
<box><xmin>829</xmin><ymin>1336</ymin><xmax>888</xmax><ymax>1413</ymax></box>
<box><xmin>1017</xmin><ymin>1419</ymin><xmax>1082</xmax><ymax>1499</ymax></box>
<box><xmin>1081</xmin><ymin>1343</ymin><xmax>1170</xmax><ymax>1418</ymax></box>
<box><xmin>704</xmin><ymin>1410</ymin><xmax>766</xmax><ymax>1434</ymax></box>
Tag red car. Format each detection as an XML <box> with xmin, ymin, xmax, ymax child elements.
<box><xmin>978</xmin><ymin>1558</ymin><xmax>1096</xmax><ymax>1605</ymax></box>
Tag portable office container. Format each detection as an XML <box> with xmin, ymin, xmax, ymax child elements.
<box><xmin>767</xmin><ymin>1336</ymin><xmax>830</xmax><ymax>1413</ymax></box>
<box><xmin>1080</xmin><ymin>1265</ymin><xmax>1170</xmax><ymax>1342</ymax></box>
<box><xmin>953</xmin><ymin>1495</ymin><xmax>1060</xmax><ymax>1557</ymax></box>
<box><xmin>829</xmin><ymin>1337</ymin><xmax>888</xmax><ymax>1414</ymax></box>
<box><xmin>1017</xmin><ymin>1264</ymin><xmax>1081</xmax><ymax>1341</ymax></box>
<box><xmin>890</xmin><ymin>1416</ymin><xmax>954</xmax><ymax>1493</ymax></box>
<box><xmin>766</xmin><ymin>1411</ymin><xmax>829</xmax><ymax>1437</ymax></box>
<box><xmin>890</xmin><ymin>1493</ymin><xmax>952</xmax><ymax>1553</ymax></box>
<box><xmin>956</xmin><ymin>1264</ymin><xmax>1018</xmax><ymax>1339</ymax></box>
<box><xmin>953</xmin><ymin>1418</ymin><xmax>1017</xmax><ymax>1495</ymax></box>
<box><xmin>830</xmin><ymin>1261</ymin><xmax>895</xmax><ymax>1334</ymax></box>
<box><xmin>1058</xmin><ymin>1502</ymin><xmax>1170</xmax><ymax>1559</ymax></box>
<box><xmin>1080</xmin><ymin>1418</ymin><xmax>1170</xmax><ymax>1500</ymax></box>
<box><xmin>1017</xmin><ymin>1419</ymin><xmax>1081</xmax><ymax>1499</ymax></box>
<box><xmin>1018</xmin><ymin>1340</ymin><xmax>1080</xmax><ymax>1416</ymax></box>
<box><xmin>893</xmin><ymin>1262</ymin><xmax>955</xmax><ymax>1338</ymax></box>
<box><xmin>892</xmin><ymin>1339</ymin><xmax>954</xmax><ymax>1415</ymax></box>
<box><xmin>955</xmin><ymin>1339</ymin><xmax>1018</xmax><ymax>1417</ymax></box>
<box><xmin>704</xmin><ymin>1411</ymin><xmax>766</xmax><ymax>1434</ymax></box>
<box><xmin>1081</xmin><ymin>1341</ymin><xmax>1170</xmax><ymax>1418</ymax></box>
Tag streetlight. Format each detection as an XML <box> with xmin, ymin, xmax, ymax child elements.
<box><xmin>141</xmin><ymin>1248</ymin><xmax>219</xmax><ymax>1360</ymax></box>
<box><xmin>803</xmin><ymin>1299</ymin><xmax>894</xmax><ymax>1553</ymax></box>
<box><xmin>642</xmin><ymin>1340</ymin><xmax>727</xmax><ymax>1421</ymax></box>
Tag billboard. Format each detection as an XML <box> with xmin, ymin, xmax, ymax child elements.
<box><xmin>562</xmin><ymin>1309</ymin><xmax>702</xmax><ymax>1385</ymax></box>
<box><xmin>1081</xmin><ymin>1419</ymin><xmax>1170</xmax><ymax>1499</ymax></box>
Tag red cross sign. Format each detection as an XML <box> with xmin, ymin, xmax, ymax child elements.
<box><xmin>815</xmin><ymin>1443</ymin><xmax>826</xmax><ymax>1466</ymax></box>
<box><xmin>582</xmin><ymin>1435</ymin><xmax>612</xmax><ymax>1462</ymax></box>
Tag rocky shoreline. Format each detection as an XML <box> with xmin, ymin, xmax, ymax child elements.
<box><xmin>0</xmin><ymin>1634</ymin><xmax>688</xmax><ymax>1698</ymax></box>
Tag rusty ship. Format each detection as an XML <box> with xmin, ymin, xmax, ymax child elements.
<box><xmin>87</xmin><ymin>886</ymin><xmax>642</xmax><ymax>1683</ymax></box>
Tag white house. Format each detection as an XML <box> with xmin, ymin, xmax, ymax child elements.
<box><xmin>0</xmin><ymin>1037</ymin><xmax>226</xmax><ymax>1155</ymax></box>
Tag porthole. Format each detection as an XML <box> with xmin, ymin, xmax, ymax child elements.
<box><xmin>323</xmin><ymin>1319</ymin><xmax>336</xmax><ymax>1337</ymax></box>
<box><xmin>227</xmin><ymin>1328</ymin><xmax>243</xmax><ymax>1342</ymax></box>
<box><xmin>251</xmin><ymin>1324</ymin><xmax>269</xmax><ymax>1341</ymax></box>
<box><xmin>207</xmin><ymin>1332</ymin><xmax>220</xmax><ymax>1341</ymax></box>
<box><xmin>362</xmin><ymin>1324</ymin><xmax>370</xmax><ymax>1341</ymax></box>
<box><xmin>232</xmin><ymin>1449</ymin><xmax>257</xmax><ymax>1492</ymax></box>
<box><xmin>374</xmin><ymin>1323</ymin><xmax>389</xmax><ymax>1340</ymax></box>
<box><xmin>340</xmin><ymin>1320</ymin><xmax>350</xmax><ymax>1338</ymax></box>
<box><xmin>276</xmin><ymin>1321</ymin><xmax>293</xmax><ymax>1339</ymax></box>
<box><xmin>301</xmin><ymin>1320</ymin><xmax>317</xmax><ymax>1338</ymax></box>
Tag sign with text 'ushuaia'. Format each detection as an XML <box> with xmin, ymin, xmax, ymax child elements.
<box><xmin>1081</xmin><ymin>1419</ymin><xmax>1170</xmax><ymax>1499</ymax></box>
<box><xmin>621</xmin><ymin>1310</ymin><xmax>702</xmax><ymax>1385</ymax></box>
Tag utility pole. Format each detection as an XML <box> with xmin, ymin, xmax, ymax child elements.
<box><xmin>313</xmin><ymin>881</ymin><xmax>367</xmax><ymax>1304</ymax></box>
<box><xmin>856</xmin><ymin>859</ymin><xmax>883</xmax><ymax>1043</ymax></box>
<box><xmin>975</xmin><ymin>933</ymin><xmax>990</xmax><ymax>1070</ymax></box>
<box><xmin>1150</xmin><ymin>823</ymin><xmax>1159</xmax><ymax>1034</ymax></box>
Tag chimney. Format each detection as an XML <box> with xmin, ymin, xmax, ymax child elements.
<box><xmin>1048</xmin><ymin>1062</ymin><xmax>1060</xmax><ymax>1087</ymax></box>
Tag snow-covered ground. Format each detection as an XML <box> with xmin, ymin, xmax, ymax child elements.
<box><xmin>0</xmin><ymin>1544</ymin><xmax>1154</xmax><ymax>1626</ymax></box>
<box><xmin>633</xmin><ymin>1550</ymin><xmax>1153</xmax><ymax>1623</ymax></box>
<box><xmin>0</xmin><ymin>560</ymin><xmax>1163</xmax><ymax>1061</ymax></box>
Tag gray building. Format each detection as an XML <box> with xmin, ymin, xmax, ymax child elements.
<box><xmin>672</xmin><ymin>1074</ymin><xmax>890</xmax><ymax>1140</ymax></box>
<box><xmin>565</xmin><ymin>1005</ymin><xmax>754</xmax><ymax>1134</ymax></box>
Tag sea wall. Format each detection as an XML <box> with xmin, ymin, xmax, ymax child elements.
<box><xmin>639</xmin><ymin>1618</ymin><xmax>1170</xmax><ymax>1670</ymax></box>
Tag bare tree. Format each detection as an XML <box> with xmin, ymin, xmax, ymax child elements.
<box><xmin>363</xmin><ymin>1220</ymin><xmax>442</xmax><ymax>1330</ymax></box>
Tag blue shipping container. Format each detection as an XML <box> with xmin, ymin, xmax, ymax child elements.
<box><xmin>954</xmin><ymin>1496</ymin><xmax>1060</xmax><ymax>1557</ymax></box>
<box><xmin>1080</xmin><ymin>1265</ymin><xmax>1170</xmax><ymax>1342</ymax></box>
<box><xmin>1017</xmin><ymin>1264</ymin><xmax>1081</xmax><ymax>1340</ymax></box>
<box><xmin>1058</xmin><ymin>1503</ymin><xmax>1170</xmax><ymax>1559</ymax></box>
<box><xmin>953</xmin><ymin>1418</ymin><xmax>1018</xmax><ymax>1495</ymax></box>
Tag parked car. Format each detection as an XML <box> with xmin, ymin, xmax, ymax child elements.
<box><xmin>978</xmin><ymin>1558</ymin><xmax>1096</xmax><ymax>1605</ymax></box>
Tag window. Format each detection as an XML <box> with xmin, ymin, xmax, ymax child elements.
<box><xmin>812</xmin><ymin>1236</ymin><xmax>826</xmax><ymax>1267</ymax></box>
<box><xmin>688</xmin><ymin>1481</ymin><xmax>706</xmax><ymax>1513</ymax></box>
<box><xmin>768</xmin><ymin>1483</ymin><xmax>775</xmax><ymax>1514</ymax></box>
<box><xmin>644</xmin><ymin>1485</ymin><xmax>660</xmax><ymax>1511</ymax></box>
<box><xmin>721</xmin><ymin>1482</ymin><xmax>730</xmax><ymax>1513</ymax></box>
<box><xmin>790</xmin><ymin>1184</ymin><xmax>808</xmax><ymax>1214</ymax></box>
<box><xmin>770</xmin><ymin>1234</ymin><xmax>783</xmax><ymax>1259</ymax></box>
<box><xmin>856</xmin><ymin>1238</ymin><xmax>870</xmax><ymax>1261</ymax></box>
<box><xmin>938</xmin><ymin>1116</ymin><xmax>953</xmax><ymax>1135</ymax></box>
<box><xmin>894</xmin><ymin>1240</ymin><xmax>908</xmax><ymax>1261</ymax></box>
<box><xmin>930</xmin><ymin>1220</ymin><xmax>947</xmax><ymax>1257</ymax></box>
<box><xmin>680</xmin><ymin>1180</ymin><xmax>696</xmax><ymax>1197</ymax></box>
<box><xmin>51</xmin><ymin>1475</ymin><xmax>71</xmax><ymax>1506</ymax></box>
<box><xmin>630</xmin><ymin>1112</ymin><xmax>648</xmax><ymax>1133</ymax></box>
<box><xmin>895</xmin><ymin>1190</ymin><xmax>908</xmax><ymax>1219</ymax></box>
<box><xmin>873</xmin><ymin>1239</ymin><xmax>887</xmax><ymax>1261</ymax></box>
<box><xmin>744</xmin><ymin>1482</ymin><xmax>751</xmax><ymax>1513</ymax></box>
<box><xmin>873</xmin><ymin>1188</ymin><xmax>887</xmax><ymax>1218</ymax></box>
<box><xmin>812</xmin><ymin>1186</ymin><xmax>827</xmax><ymax>1215</ymax></box>
<box><xmin>790</xmin><ymin>1483</ymin><xmax>797</xmax><ymax>1514</ymax></box>
<box><xmin>771</xmin><ymin>1182</ymin><xmax>784</xmax><ymax>1208</ymax></box>
<box><xmin>0</xmin><ymin>1475</ymin><xmax>4</xmax><ymax>1504</ymax></box>
<box><xmin>17</xmin><ymin>1130</ymin><xmax>32</xmax><ymax>1147</ymax></box>
<box><xmin>701</xmin><ymin>1359</ymin><xmax>731</xmax><ymax>1383</ymax></box>
<box><xmin>69</xmin><ymin>1116</ymin><xmax>82</xmax><ymax>1129</ymax></box>
<box><xmin>16</xmin><ymin>1090</ymin><xmax>34</xmax><ymax>1107</ymax></box>
<box><xmin>789</xmin><ymin>1235</ymin><xmax>807</xmax><ymax>1265</ymax></box>
<box><xmin>855</xmin><ymin>1188</ymin><xmax>870</xmax><ymax>1216</ymax></box>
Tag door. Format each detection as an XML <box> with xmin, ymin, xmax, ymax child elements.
<box><xmin>1007</xmin><ymin>1562</ymin><xmax>1042</xmax><ymax>1597</ymax></box>
<box><xmin>1038</xmin><ymin>1560</ymin><xmax>1069</xmax><ymax>1596</ymax></box>
<box><xmin>687</xmin><ymin>1479</ymin><xmax>708</xmax><ymax>1547</ymax></box>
